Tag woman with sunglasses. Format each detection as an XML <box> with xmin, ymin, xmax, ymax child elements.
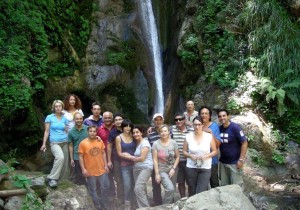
<box><xmin>183</xmin><ymin>117</ymin><xmax>217</xmax><ymax>195</ymax></box>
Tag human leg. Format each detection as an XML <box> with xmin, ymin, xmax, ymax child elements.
<box><xmin>74</xmin><ymin>160</ymin><xmax>86</xmax><ymax>185</ymax></box>
<box><xmin>196</xmin><ymin>169</ymin><xmax>211</xmax><ymax>193</ymax></box>
<box><xmin>113</xmin><ymin>159</ymin><xmax>124</xmax><ymax>203</ymax></box>
<box><xmin>219</xmin><ymin>162</ymin><xmax>230</xmax><ymax>186</ymax></box>
<box><xmin>86</xmin><ymin>176</ymin><xmax>102</xmax><ymax>209</ymax></box>
<box><xmin>133</xmin><ymin>167</ymin><xmax>152</xmax><ymax>207</ymax></box>
<box><xmin>177</xmin><ymin>161</ymin><xmax>187</xmax><ymax>198</ymax></box>
<box><xmin>59</xmin><ymin>142</ymin><xmax>69</xmax><ymax>180</ymax></box>
<box><xmin>185</xmin><ymin>167</ymin><xmax>198</xmax><ymax>196</ymax></box>
<box><xmin>47</xmin><ymin>143</ymin><xmax>64</xmax><ymax>181</ymax></box>
<box><xmin>121</xmin><ymin>166</ymin><xmax>134</xmax><ymax>202</ymax></box>
<box><xmin>160</xmin><ymin>172</ymin><xmax>175</xmax><ymax>204</ymax></box>
<box><xmin>210</xmin><ymin>163</ymin><xmax>219</xmax><ymax>188</ymax></box>
<box><xmin>227</xmin><ymin>164</ymin><xmax>243</xmax><ymax>186</ymax></box>
<box><xmin>151</xmin><ymin>170</ymin><xmax>162</xmax><ymax>205</ymax></box>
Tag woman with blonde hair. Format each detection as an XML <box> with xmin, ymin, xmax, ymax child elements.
<box><xmin>40</xmin><ymin>100</ymin><xmax>69</xmax><ymax>187</ymax></box>
<box><xmin>152</xmin><ymin>124</ymin><xmax>179</xmax><ymax>204</ymax></box>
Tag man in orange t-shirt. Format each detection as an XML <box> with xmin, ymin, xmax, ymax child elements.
<box><xmin>79</xmin><ymin>125</ymin><xmax>110</xmax><ymax>210</ymax></box>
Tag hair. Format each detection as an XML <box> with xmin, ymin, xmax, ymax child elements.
<box><xmin>159</xmin><ymin>124</ymin><xmax>170</xmax><ymax>133</ymax></box>
<box><xmin>73</xmin><ymin>111</ymin><xmax>83</xmax><ymax>119</ymax></box>
<box><xmin>87</xmin><ymin>125</ymin><xmax>97</xmax><ymax>131</ymax></box>
<box><xmin>64</xmin><ymin>94</ymin><xmax>82</xmax><ymax>110</ymax></box>
<box><xmin>192</xmin><ymin>116</ymin><xmax>202</xmax><ymax>123</ymax></box>
<box><xmin>174</xmin><ymin>112</ymin><xmax>184</xmax><ymax>119</ymax></box>
<box><xmin>113</xmin><ymin>112</ymin><xmax>124</xmax><ymax>120</ymax></box>
<box><xmin>133</xmin><ymin>126</ymin><xmax>145</xmax><ymax>137</ymax></box>
<box><xmin>199</xmin><ymin>106</ymin><xmax>212</xmax><ymax>121</ymax></box>
<box><xmin>91</xmin><ymin>102</ymin><xmax>101</xmax><ymax>109</ymax></box>
<box><xmin>51</xmin><ymin>100</ymin><xmax>64</xmax><ymax>113</ymax></box>
<box><xmin>217</xmin><ymin>109</ymin><xmax>229</xmax><ymax>116</ymax></box>
<box><xmin>121</xmin><ymin>119</ymin><xmax>133</xmax><ymax>132</ymax></box>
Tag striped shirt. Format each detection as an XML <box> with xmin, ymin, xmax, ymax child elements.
<box><xmin>171</xmin><ymin>125</ymin><xmax>192</xmax><ymax>161</ymax></box>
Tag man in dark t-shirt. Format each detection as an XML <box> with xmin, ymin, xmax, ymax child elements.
<box><xmin>217</xmin><ymin>109</ymin><xmax>248</xmax><ymax>187</ymax></box>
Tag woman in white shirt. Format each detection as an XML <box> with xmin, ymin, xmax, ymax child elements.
<box><xmin>183</xmin><ymin>117</ymin><xmax>217</xmax><ymax>195</ymax></box>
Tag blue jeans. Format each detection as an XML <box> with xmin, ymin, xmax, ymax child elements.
<box><xmin>121</xmin><ymin>165</ymin><xmax>134</xmax><ymax>202</ymax></box>
<box><xmin>87</xmin><ymin>173</ymin><xmax>110</xmax><ymax>208</ymax></box>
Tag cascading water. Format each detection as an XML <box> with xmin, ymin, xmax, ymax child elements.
<box><xmin>138</xmin><ymin>0</ymin><xmax>164</xmax><ymax>114</ymax></box>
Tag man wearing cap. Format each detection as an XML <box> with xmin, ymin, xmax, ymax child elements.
<box><xmin>147</xmin><ymin>113</ymin><xmax>164</xmax><ymax>206</ymax></box>
<box><xmin>184</xmin><ymin>100</ymin><xmax>198</xmax><ymax>128</ymax></box>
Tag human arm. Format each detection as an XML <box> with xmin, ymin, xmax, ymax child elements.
<box><xmin>40</xmin><ymin>123</ymin><xmax>50</xmax><ymax>152</ymax></box>
<box><xmin>102</xmin><ymin>149</ymin><xmax>109</xmax><ymax>173</ymax></box>
<box><xmin>68</xmin><ymin>142</ymin><xmax>75</xmax><ymax>167</ymax></box>
<box><xmin>107</xmin><ymin>143</ymin><xmax>113</xmax><ymax>168</ymax></box>
<box><xmin>115</xmin><ymin>136</ymin><xmax>134</xmax><ymax>160</ymax></box>
<box><xmin>169</xmin><ymin>148</ymin><xmax>180</xmax><ymax>178</ymax></box>
<box><xmin>133</xmin><ymin>147</ymin><xmax>149</xmax><ymax>162</ymax></box>
<box><xmin>237</xmin><ymin>140</ymin><xmax>248</xmax><ymax>169</ymax></box>
<box><xmin>79</xmin><ymin>153</ymin><xmax>89</xmax><ymax>177</ymax></box>
<box><xmin>152</xmin><ymin>145</ymin><xmax>161</xmax><ymax>183</ymax></box>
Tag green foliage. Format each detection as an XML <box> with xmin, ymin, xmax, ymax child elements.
<box><xmin>106</xmin><ymin>33</ymin><xmax>138</xmax><ymax>76</ymax></box>
<box><xmin>249</xmin><ymin>149</ymin><xmax>266</xmax><ymax>167</ymax></box>
<box><xmin>13</xmin><ymin>174</ymin><xmax>31</xmax><ymax>188</ymax></box>
<box><xmin>0</xmin><ymin>0</ymin><xmax>94</xmax><ymax>120</ymax></box>
<box><xmin>226</xmin><ymin>99</ymin><xmax>242</xmax><ymax>114</ymax></box>
<box><xmin>272</xmin><ymin>150</ymin><xmax>285</xmax><ymax>165</ymax></box>
<box><xmin>193</xmin><ymin>0</ymin><xmax>245</xmax><ymax>88</ymax></box>
<box><xmin>239</xmin><ymin>0</ymin><xmax>300</xmax><ymax>114</ymax></box>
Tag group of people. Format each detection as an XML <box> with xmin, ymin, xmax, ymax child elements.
<box><xmin>41</xmin><ymin>96</ymin><xmax>248</xmax><ymax>210</ymax></box>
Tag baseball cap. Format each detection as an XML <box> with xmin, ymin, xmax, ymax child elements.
<box><xmin>153</xmin><ymin>113</ymin><xmax>164</xmax><ymax>121</ymax></box>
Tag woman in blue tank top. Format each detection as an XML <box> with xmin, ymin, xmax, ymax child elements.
<box><xmin>115</xmin><ymin>119</ymin><xmax>136</xmax><ymax>210</ymax></box>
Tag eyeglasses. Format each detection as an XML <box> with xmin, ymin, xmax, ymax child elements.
<box><xmin>175</xmin><ymin>118</ymin><xmax>184</xmax><ymax>122</ymax></box>
<box><xmin>193</xmin><ymin>123</ymin><xmax>203</xmax><ymax>127</ymax></box>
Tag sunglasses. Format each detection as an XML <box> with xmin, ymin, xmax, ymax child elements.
<box><xmin>175</xmin><ymin>118</ymin><xmax>184</xmax><ymax>122</ymax></box>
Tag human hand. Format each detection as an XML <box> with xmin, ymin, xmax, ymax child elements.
<box><xmin>169</xmin><ymin>168</ymin><xmax>176</xmax><ymax>178</ymax></box>
<box><xmin>108</xmin><ymin>161</ymin><xmax>113</xmax><ymax>169</ymax></box>
<box><xmin>105</xmin><ymin>165</ymin><xmax>109</xmax><ymax>173</ymax></box>
<box><xmin>155</xmin><ymin>173</ymin><xmax>161</xmax><ymax>184</ymax></box>
<box><xmin>82</xmin><ymin>169</ymin><xmax>89</xmax><ymax>177</ymax></box>
<box><xmin>237</xmin><ymin>160</ymin><xmax>244</xmax><ymax>169</ymax></box>
<box><xmin>70</xmin><ymin>159</ymin><xmax>75</xmax><ymax>167</ymax></box>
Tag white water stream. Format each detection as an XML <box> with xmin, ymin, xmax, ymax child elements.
<box><xmin>138</xmin><ymin>0</ymin><xmax>164</xmax><ymax>114</ymax></box>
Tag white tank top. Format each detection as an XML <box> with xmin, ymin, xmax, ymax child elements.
<box><xmin>186</xmin><ymin>132</ymin><xmax>212</xmax><ymax>169</ymax></box>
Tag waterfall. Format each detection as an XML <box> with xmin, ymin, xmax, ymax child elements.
<box><xmin>138</xmin><ymin>0</ymin><xmax>164</xmax><ymax>114</ymax></box>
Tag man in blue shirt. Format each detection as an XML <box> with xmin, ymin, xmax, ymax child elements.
<box><xmin>217</xmin><ymin>109</ymin><xmax>248</xmax><ymax>187</ymax></box>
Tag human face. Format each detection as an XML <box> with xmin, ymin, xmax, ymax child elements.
<box><xmin>193</xmin><ymin>119</ymin><xmax>203</xmax><ymax>131</ymax></box>
<box><xmin>154</xmin><ymin>116</ymin><xmax>164</xmax><ymax>127</ymax></box>
<box><xmin>69</xmin><ymin>96</ymin><xmax>76</xmax><ymax>107</ymax></box>
<box><xmin>54</xmin><ymin>103</ymin><xmax>63</xmax><ymax>113</ymax></box>
<box><xmin>186</xmin><ymin>101</ymin><xmax>195</xmax><ymax>111</ymax></box>
<box><xmin>200</xmin><ymin>108</ymin><xmax>210</xmax><ymax>123</ymax></box>
<box><xmin>91</xmin><ymin>105</ymin><xmax>101</xmax><ymax>117</ymax></box>
<box><xmin>174</xmin><ymin>116</ymin><xmax>185</xmax><ymax>127</ymax></box>
<box><xmin>218</xmin><ymin>111</ymin><xmax>229</xmax><ymax>125</ymax></box>
<box><xmin>114</xmin><ymin>116</ymin><xmax>123</xmax><ymax>127</ymax></box>
<box><xmin>132</xmin><ymin>128</ymin><xmax>142</xmax><ymax>140</ymax></box>
<box><xmin>160</xmin><ymin>126</ymin><xmax>170</xmax><ymax>139</ymax></box>
<box><xmin>74</xmin><ymin>113</ymin><xmax>83</xmax><ymax>126</ymax></box>
<box><xmin>103</xmin><ymin>112</ymin><xmax>113</xmax><ymax>126</ymax></box>
<box><xmin>88</xmin><ymin>127</ymin><xmax>97</xmax><ymax>139</ymax></box>
<box><xmin>123</xmin><ymin>125</ymin><xmax>132</xmax><ymax>134</ymax></box>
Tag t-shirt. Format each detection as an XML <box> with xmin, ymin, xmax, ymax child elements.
<box><xmin>209</xmin><ymin>122</ymin><xmax>222</xmax><ymax>165</ymax></box>
<box><xmin>186</xmin><ymin>132</ymin><xmax>213</xmax><ymax>169</ymax></box>
<box><xmin>134</xmin><ymin>139</ymin><xmax>153</xmax><ymax>169</ymax></box>
<box><xmin>78</xmin><ymin>138</ymin><xmax>106</xmax><ymax>176</ymax></box>
<box><xmin>219</xmin><ymin>122</ymin><xmax>247</xmax><ymax>164</ymax></box>
<box><xmin>83</xmin><ymin>115</ymin><xmax>103</xmax><ymax>127</ymax></box>
<box><xmin>152</xmin><ymin>140</ymin><xmax>178</xmax><ymax>172</ymax></box>
<box><xmin>97</xmin><ymin>124</ymin><xmax>113</xmax><ymax>150</ymax></box>
<box><xmin>108</xmin><ymin>127</ymin><xmax>122</xmax><ymax>161</ymax></box>
<box><xmin>184</xmin><ymin>110</ymin><xmax>198</xmax><ymax>127</ymax></box>
<box><xmin>63</xmin><ymin>109</ymin><xmax>84</xmax><ymax>133</ymax></box>
<box><xmin>68</xmin><ymin>125</ymin><xmax>88</xmax><ymax>160</ymax></box>
<box><xmin>171</xmin><ymin>125</ymin><xmax>191</xmax><ymax>161</ymax></box>
<box><xmin>45</xmin><ymin>114</ymin><xmax>68</xmax><ymax>143</ymax></box>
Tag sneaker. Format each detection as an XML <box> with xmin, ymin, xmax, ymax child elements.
<box><xmin>48</xmin><ymin>179</ymin><xmax>58</xmax><ymax>188</ymax></box>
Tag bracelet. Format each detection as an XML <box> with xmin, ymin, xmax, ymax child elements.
<box><xmin>238</xmin><ymin>159</ymin><xmax>244</xmax><ymax>162</ymax></box>
<box><xmin>172</xmin><ymin>167</ymin><xmax>176</xmax><ymax>170</ymax></box>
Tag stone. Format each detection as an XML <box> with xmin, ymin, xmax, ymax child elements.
<box><xmin>0</xmin><ymin>198</ymin><xmax>4</xmax><ymax>210</ymax></box>
<box><xmin>4</xmin><ymin>196</ymin><xmax>23</xmax><ymax>210</ymax></box>
<box><xmin>182</xmin><ymin>185</ymin><xmax>256</xmax><ymax>210</ymax></box>
<box><xmin>45</xmin><ymin>183</ymin><xmax>95</xmax><ymax>210</ymax></box>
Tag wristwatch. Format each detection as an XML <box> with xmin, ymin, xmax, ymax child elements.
<box><xmin>238</xmin><ymin>159</ymin><xmax>244</xmax><ymax>163</ymax></box>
